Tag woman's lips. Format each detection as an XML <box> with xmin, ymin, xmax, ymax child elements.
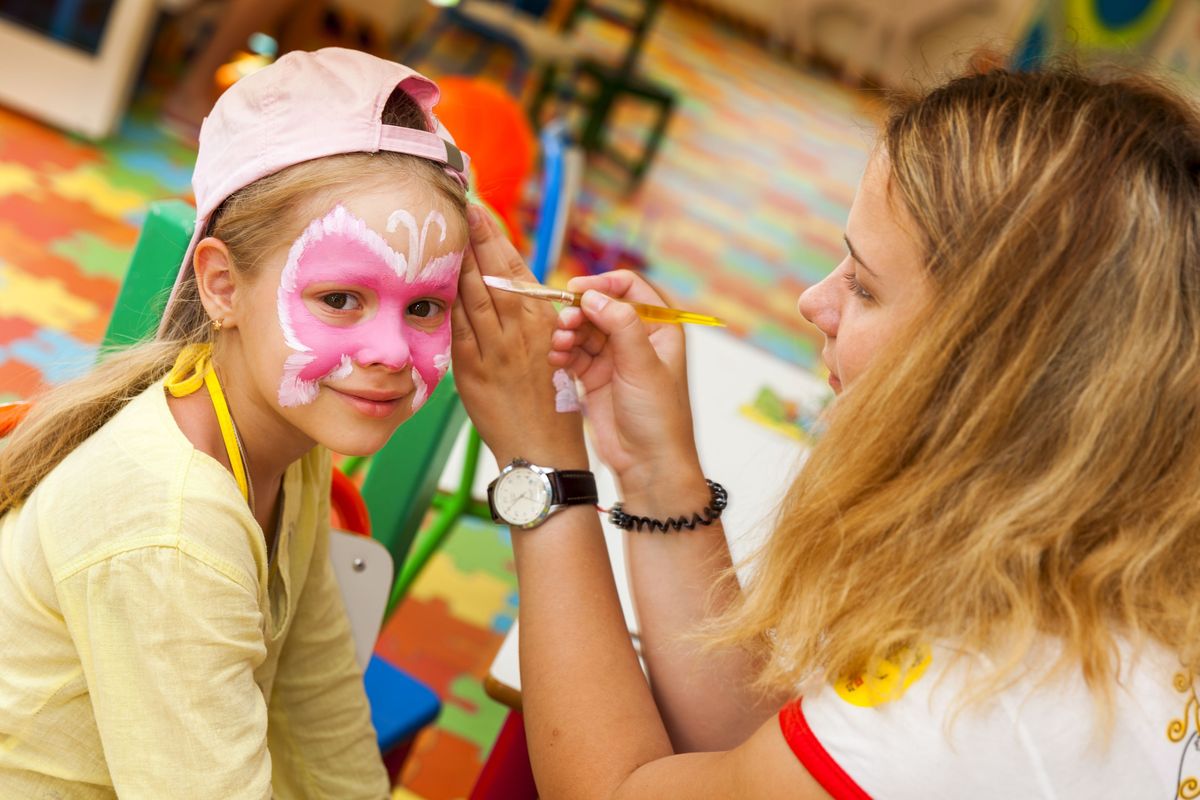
<box><xmin>330</xmin><ymin>387</ymin><xmax>406</xmax><ymax>417</ymax></box>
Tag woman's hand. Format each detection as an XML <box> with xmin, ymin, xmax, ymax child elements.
<box><xmin>452</xmin><ymin>207</ymin><xmax>587</xmax><ymax>470</ymax></box>
<box><xmin>549</xmin><ymin>271</ymin><xmax>706</xmax><ymax>513</ymax></box>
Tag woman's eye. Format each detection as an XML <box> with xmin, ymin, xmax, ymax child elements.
<box><xmin>407</xmin><ymin>299</ymin><xmax>442</xmax><ymax>318</ymax></box>
<box><xmin>321</xmin><ymin>292</ymin><xmax>361</xmax><ymax>311</ymax></box>
<box><xmin>843</xmin><ymin>271</ymin><xmax>874</xmax><ymax>301</ymax></box>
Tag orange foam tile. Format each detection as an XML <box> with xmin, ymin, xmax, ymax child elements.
<box><xmin>399</xmin><ymin>727</ymin><xmax>481</xmax><ymax>800</ymax></box>
<box><xmin>69</xmin><ymin>314</ymin><xmax>113</xmax><ymax>346</ymax></box>
<box><xmin>0</xmin><ymin>359</ymin><xmax>45</xmax><ymax>400</ymax></box>
<box><xmin>0</xmin><ymin>193</ymin><xmax>137</xmax><ymax>248</ymax></box>
<box><xmin>0</xmin><ymin>316</ymin><xmax>37</xmax><ymax>345</ymax></box>
<box><xmin>0</xmin><ymin>221</ymin><xmax>119</xmax><ymax>307</ymax></box>
<box><xmin>376</xmin><ymin>596</ymin><xmax>502</xmax><ymax>695</ymax></box>
<box><xmin>0</xmin><ymin>108</ymin><xmax>102</xmax><ymax>172</ymax></box>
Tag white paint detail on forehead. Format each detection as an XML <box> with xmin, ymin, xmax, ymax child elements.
<box><xmin>411</xmin><ymin>367</ymin><xmax>428</xmax><ymax>411</ymax></box>
<box><xmin>386</xmin><ymin>208</ymin><xmax>452</xmax><ymax>282</ymax></box>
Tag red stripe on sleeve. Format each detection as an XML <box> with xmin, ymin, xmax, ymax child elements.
<box><xmin>779</xmin><ymin>698</ymin><xmax>873</xmax><ymax>800</ymax></box>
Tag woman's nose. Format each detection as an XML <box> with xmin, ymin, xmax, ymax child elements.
<box><xmin>797</xmin><ymin>273</ymin><xmax>840</xmax><ymax>338</ymax></box>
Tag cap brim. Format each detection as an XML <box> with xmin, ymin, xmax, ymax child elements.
<box><xmin>155</xmin><ymin>216</ymin><xmax>206</xmax><ymax>340</ymax></box>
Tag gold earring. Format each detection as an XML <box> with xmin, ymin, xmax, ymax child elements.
<box><xmin>212</xmin><ymin>318</ymin><xmax>223</xmax><ymax>332</ymax></box>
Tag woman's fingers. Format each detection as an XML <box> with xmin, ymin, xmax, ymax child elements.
<box><xmin>566</xmin><ymin>269</ymin><xmax>668</xmax><ymax>308</ymax></box>
<box><xmin>450</xmin><ymin>295</ymin><xmax>480</xmax><ymax>362</ymax></box>
<box><xmin>456</xmin><ymin>206</ymin><xmax>510</xmax><ymax>345</ymax></box>
<box><xmin>578</xmin><ymin>290</ymin><xmax>663</xmax><ymax>376</ymax></box>
<box><xmin>480</xmin><ymin>211</ymin><xmax>538</xmax><ymax>283</ymax></box>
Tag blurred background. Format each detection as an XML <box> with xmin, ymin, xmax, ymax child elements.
<box><xmin>0</xmin><ymin>0</ymin><xmax>1195</xmax><ymax>797</ymax></box>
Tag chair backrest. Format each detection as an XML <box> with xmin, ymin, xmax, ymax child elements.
<box><xmin>102</xmin><ymin>200</ymin><xmax>195</xmax><ymax>350</ymax></box>
<box><xmin>328</xmin><ymin>530</ymin><xmax>394</xmax><ymax>668</ymax></box>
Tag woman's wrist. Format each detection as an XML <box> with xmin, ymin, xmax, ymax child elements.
<box><xmin>492</xmin><ymin>440</ymin><xmax>589</xmax><ymax>472</ymax></box>
<box><xmin>615</xmin><ymin>462</ymin><xmax>710</xmax><ymax>520</ymax></box>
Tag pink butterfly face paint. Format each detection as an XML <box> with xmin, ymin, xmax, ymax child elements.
<box><xmin>276</xmin><ymin>204</ymin><xmax>462</xmax><ymax>411</ymax></box>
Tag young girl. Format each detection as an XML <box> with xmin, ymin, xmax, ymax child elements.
<box><xmin>451</xmin><ymin>63</ymin><xmax>1200</xmax><ymax>797</ymax></box>
<box><xmin>0</xmin><ymin>48</ymin><xmax>469</xmax><ymax>798</ymax></box>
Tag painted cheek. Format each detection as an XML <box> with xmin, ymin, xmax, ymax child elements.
<box><xmin>407</xmin><ymin>322</ymin><xmax>452</xmax><ymax>408</ymax></box>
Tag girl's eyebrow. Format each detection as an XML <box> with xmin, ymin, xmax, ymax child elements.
<box><xmin>410</xmin><ymin>275</ymin><xmax>457</xmax><ymax>292</ymax></box>
<box><xmin>843</xmin><ymin>234</ymin><xmax>880</xmax><ymax>278</ymax></box>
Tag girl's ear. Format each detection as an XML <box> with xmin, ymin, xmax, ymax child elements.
<box><xmin>193</xmin><ymin>237</ymin><xmax>238</xmax><ymax>329</ymax></box>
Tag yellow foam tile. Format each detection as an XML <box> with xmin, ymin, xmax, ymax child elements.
<box><xmin>0</xmin><ymin>261</ymin><xmax>98</xmax><ymax>329</ymax></box>
<box><xmin>49</xmin><ymin>168</ymin><xmax>146</xmax><ymax>218</ymax></box>
<box><xmin>0</xmin><ymin>162</ymin><xmax>40</xmax><ymax>199</ymax></box>
<box><xmin>408</xmin><ymin>552</ymin><xmax>512</xmax><ymax>628</ymax></box>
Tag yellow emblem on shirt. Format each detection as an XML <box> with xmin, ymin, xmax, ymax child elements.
<box><xmin>833</xmin><ymin>644</ymin><xmax>932</xmax><ymax>707</ymax></box>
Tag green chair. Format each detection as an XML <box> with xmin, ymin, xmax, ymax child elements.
<box><xmin>103</xmin><ymin>199</ymin><xmax>470</xmax><ymax>615</ymax></box>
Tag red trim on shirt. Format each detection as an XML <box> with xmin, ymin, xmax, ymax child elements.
<box><xmin>779</xmin><ymin>698</ymin><xmax>872</xmax><ymax>800</ymax></box>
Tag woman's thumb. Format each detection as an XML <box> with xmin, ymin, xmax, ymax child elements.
<box><xmin>580</xmin><ymin>290</ymin><xmax>660</xmax><ymax>373</ymax></box>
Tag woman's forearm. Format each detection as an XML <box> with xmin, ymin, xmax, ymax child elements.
<box><xmin>513</xmin><ymin>505</ymin><xmax>674</xmax><ymax>798</ymax></box>
<box><xmin>620</xmin><ymin>472</ymin><xmax>782</xmax><ymax>751</ymax></box>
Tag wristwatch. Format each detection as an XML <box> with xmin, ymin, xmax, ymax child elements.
<box><xmin>487</xmin><ymin>458</ymin><xmax>598</xmax><ymax>529</ymax></box>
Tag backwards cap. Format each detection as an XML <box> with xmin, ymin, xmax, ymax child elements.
<box><xmin>158</xmin><ymin>47</ymin><xmax>471</xmax><ymax>336</ymax></box>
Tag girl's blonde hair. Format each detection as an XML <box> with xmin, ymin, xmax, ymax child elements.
<box><xmin>715</xmin><ymin>63</ymin><xmax>1200</xmax><ymax>705</ymax></box>
<box><xmin>0</xmin><ymin>90</ymin><xmax>466</xmax><ymax>516</ymax></box>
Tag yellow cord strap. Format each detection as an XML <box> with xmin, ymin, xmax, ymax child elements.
<box><xmin>165</xmin><ymin>344</ymin><xmax>250</xmax><ymax>505</ymax></box>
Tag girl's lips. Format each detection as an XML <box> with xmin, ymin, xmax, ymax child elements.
<box><xmin>828</xmin><ymin>373</ymin><xmax>842</xmax><ymax>393</ymax></box>
<box><xmin>331</xmin><ymin>388</ymin><xmax>405</xmax><ymax>418</ymax></box>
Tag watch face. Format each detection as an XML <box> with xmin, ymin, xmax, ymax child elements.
<box><xmin>494</xmin><ymin>466</ymin><xmax>553</xmax><ymax>526</ymax></box>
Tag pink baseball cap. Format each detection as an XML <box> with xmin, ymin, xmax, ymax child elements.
<box><xmin>158</xmin><ymin>47</ymin><xmax>471</xmax><ymax>336</ymax></box>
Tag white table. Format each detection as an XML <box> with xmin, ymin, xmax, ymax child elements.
<box><xmin>437</xmin><ymin>325</ymin><xmax>829</xmax><ymax>704</ymax></box>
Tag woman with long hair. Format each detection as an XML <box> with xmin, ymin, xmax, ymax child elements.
<box><xmin>452</xmin><ymin>62</ymin><xmax>1200</xmax><ymax>797</ymax></box>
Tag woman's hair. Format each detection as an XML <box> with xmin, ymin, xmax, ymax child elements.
<box><xmin>0</xmin><ymin>89</ymin><xmax>467</xmax><ymax>515</ymax></box>
<box><xmin>714</xmin><ymin>62</ymin><xmax>1200</xmax><ymax>708</ymax></box>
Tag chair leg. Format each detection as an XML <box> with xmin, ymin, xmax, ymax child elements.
<box><xmin>404</xmin><ymin>16</ymin><xmax>447</xmax><ymax>67</ymax></box>
<box><xmin>527</xmin><ymin>65</ymin><xmax>558</xmax><ymax>124</ymax></box>
<box><xmin>463</xmin><ymin>38</ymin><xmax>497</xmax><ymax>74</ymax></box>
<box><xmin>506</xmin><ymin>52</ymin><xmax>532</xmax><ymax>98</ymax></box>
<box><xmin>631</xmin><ymin>94</ymin><xmax>674</xmax><ymax>185</ymax></box>
<box><xmin>469</xmin><ymin>711</ymin><xmax>538</xmax><ymax>800</ymax></box>
<box><xmin>383</xmin><ymin>738</ymin><xmax>416</xmax><ymax>786</ymax></box>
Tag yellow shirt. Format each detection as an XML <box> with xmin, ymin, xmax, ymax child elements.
<box><xmin>0</xmin><ymin>381</ymin><xmax>389</xmax><ymax>799</ymax></box>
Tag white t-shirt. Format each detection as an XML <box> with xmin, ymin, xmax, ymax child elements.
<box><xmin>779</xmin><ymin>641</ymin><xmax>1195</xmax><ymax>799</ymax></box>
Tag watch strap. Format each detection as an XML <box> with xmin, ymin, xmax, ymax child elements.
<box><xmin>549</xmin><ymin>469</ymin><xmax>598</xmax><ymax>507</ymax></box>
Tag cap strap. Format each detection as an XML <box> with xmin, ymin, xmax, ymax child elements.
<box><xmin>379</xmin><ymin>124</ymin><xmax>470</xmax><ymax>186</ymax></box>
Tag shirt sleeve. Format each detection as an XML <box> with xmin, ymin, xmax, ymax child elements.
<box><xmin>266</xmin><ymin>514</ymin><xmax>390</xmax><ymax>800</ymax></box>
<box><xmin>57</xmin><ymin>546</ymin><xmax>273</xmax><ymax>800</ymax></box>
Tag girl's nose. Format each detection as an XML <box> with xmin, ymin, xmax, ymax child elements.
<box><xmin>354</xmin><ymin>336</ymin><xmax>411</xmax><ymax>371</ymax></box>
<box><xmin>797</xmin><ymin>271</ymin><xmax>840</xmax><ymax>339</ymax></box>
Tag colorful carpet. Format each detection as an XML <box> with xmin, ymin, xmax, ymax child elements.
<box><xmin>0</xmin><ymin>6</ymin><xmax>874</xmax><ymax>799</ymax></box>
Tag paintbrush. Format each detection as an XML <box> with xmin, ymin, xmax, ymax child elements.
<box><xmin>481</xmin><ymin>276</ymin><xmax>727</xmax><ymax>327</ymax></box>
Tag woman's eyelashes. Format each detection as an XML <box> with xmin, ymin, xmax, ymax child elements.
<box><xmin>843</xmin><ymin>269</ymin><xmax>874</xmax><ymax>302</ymax></box>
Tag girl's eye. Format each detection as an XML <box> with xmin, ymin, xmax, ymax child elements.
<box><xmin>407</xmin><ymin>299</ymin><xmax>442</xmax><ymax>319</ymax></box>
<box><xmin>843</xmin><ymin>271</ymin><xmax>874</xmax><ymax>301</ymax></box>
<box><xmin>321</xmin><ymin>292</ymin><xmax>361</xmax><ymax>311</ymax></box>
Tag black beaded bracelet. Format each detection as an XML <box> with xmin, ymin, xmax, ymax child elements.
<box><xmin>608</xmin><ymin>480</ymin><xmax>728</xmax><ymax>533</ymax></box>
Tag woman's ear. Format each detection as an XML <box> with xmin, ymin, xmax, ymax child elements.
<box><xmin>193</xmin><ymin>237</ymin><xmax>238</xmax><ymax>329</ymax></box>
